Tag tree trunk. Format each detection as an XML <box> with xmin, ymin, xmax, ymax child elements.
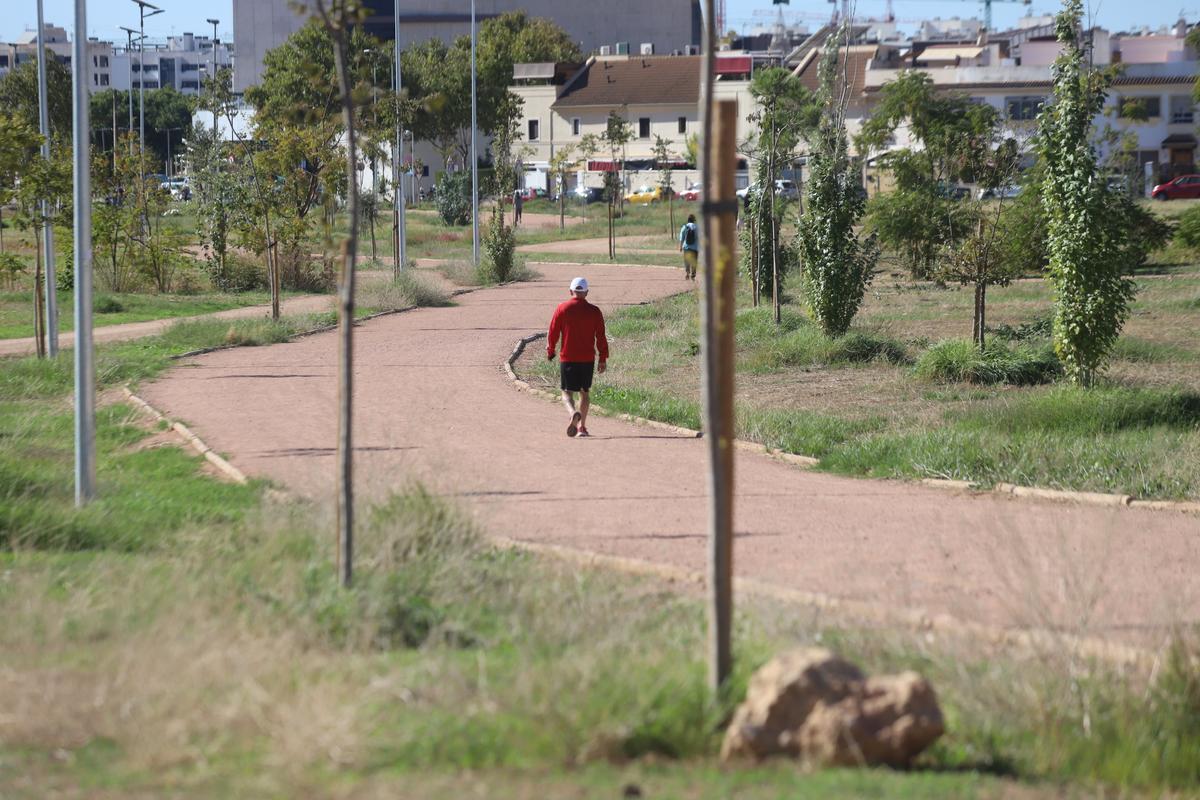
<box><xmin>34</xmin><ymin>228</ymin><xmax>46</xmax><ymax>358</ymax></box>
<box><xmin>978</xmin><ymin>282</ymin><xmax>986</xmax><ymax>348</ymax></box>
<box><xmin>668</xmin><ymin>173</ymin><xmax>675</xmax><ymax>235</ymax></box>
<box><xmin>559</xmin><ymin>175</ymin><xmax>565</xmax><ymax>232</ymax></box>
<box><xmin>331</xmin><ymin>30</ymin><xmax>359</xmax><ymax>588</ymax></box>
<box><xmin>750</xmin><ymin>213</ymin><xmax>759</xmax><ymax>306</ymax></box>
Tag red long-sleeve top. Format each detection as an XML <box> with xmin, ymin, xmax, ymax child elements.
<box><xmin>547</xmin><ymin>296</ymin><xmax>609</xmax><ymax>363</ymax></box>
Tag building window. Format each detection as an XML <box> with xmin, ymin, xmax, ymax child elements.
<box><xmin>93</xmin><ymin>73</ymin><xmax>98</xmax><ymax>85</ymax></box>
<box><xmin>678</xmin><ymin>116</ymin><xmax>686</xmax><ymax>134</ymax></box>
<box><xmin>528</xmin><ymin>119</ymin><xmax>540</xmax><ymax>141</ymax></box>
<box><xmin>1119</xmin><ymin>96</ymin><xmax>1161</xmax><ymax>119</ymax></box>
<box><xmin>1169</xmin><ymin>96</ymin><xmax>1194</xmax><ymax>124</ymax></box>
<box><xmin>1005</xmin><ymin>96</ymin><xmax>1044</xmax><ymax>121</ymax></box>
<box><xmin>572</xmin><ymin>117</ymin><xmax>580</xmax><ymax>135</ymax></box>
<box><xmin>99</xmin><ymin>55</ymin><xmax>108</xmax><ymax>67</ymax></box>
<box><xmin>639</xmin><ymin>117</ymin><xmax>651</xmax><ymax>138</ymax></box>
<box><xmin>181</xmin><ymin>80</ymin><xmax>198</xmax><ymax>90</ymax></box>
<box><xmin>100</xmin><ymin>73</ymin><xmax>109</xmax><ymax>86</ymax></box>
<box><xmin>0</xmin><ymin>56</ymin><xmax>8</xmax><ymax>68</ymax></box>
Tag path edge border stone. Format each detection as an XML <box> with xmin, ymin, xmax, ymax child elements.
<box><xmin>123</xmin><ymin>387</ymin><xmax>249</xmax><ymax>485</ymax></box>
<box><xmin>505</xmin><ymin>335</ymin><xmax>1199</xmax><ymax>514</ymax></box>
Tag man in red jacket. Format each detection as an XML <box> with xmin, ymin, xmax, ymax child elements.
<box><xmin>546</xmin><ymin>276</ymin><xmax>609</xmax><ymax>437</ymax></box>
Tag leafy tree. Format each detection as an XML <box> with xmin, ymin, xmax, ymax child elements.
<box><xmin>0</xmin><ymin>54</ymin><xmax>72</xmax><ymax>139</ymax></box>
<box><xmin>796</xmin><ymin>34</ymin><xmax>878</xmax><ymax>338</ymax></box>
<box><xmin>548</xmin><ymin>144</ymin><xmax>577</xmax><ymax>231</ymax></box>
<box><xmin>742</xmin><ymin>67</ymin><xmax>817</xmax><ymax>306</ymax></box>
<box><xmin>858</xmin><ymin>70</ymin><xmax>1004</xmax><ymax>279</ymax></box>
<box><xmin>402</xmin><ymin>12</ymin><xmax>578</xmax><ymax>168</ymax></box>
<box><xmin>600</xmin><ymin>112</ymin><xmax>633</xmax><ymax>259</ymax></box>
<box><xmin>652</xmin><ymin>135</ymin><xmax>678</xmax><ymax>234</ymax></box>
<box><xmin>1038</xmin><ymin>0</ymin><xmax>1135</xmax><ymax>385</ymax></box>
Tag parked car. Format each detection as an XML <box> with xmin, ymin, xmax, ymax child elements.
<box><xmin>573</xmin><ymin>185</ymin><xmax>605</xmax><ymax>204</ymax></box>
<box><xmin>1151</xmin><ymin>174</ymin><xmax>1200</xmax><ymax>201</ymax></box>
<box><xmin>978</xmin><ymin>184</ymin><xmax>1021</xmax><ymax>200</ymax></box>
<box><xmin>775</xmin><ymin>179</ymin><xmax>799</xmax><ymax>200</ymax></box>
<box><xmin>159</xmin><ymin>177</ymin><xmax>191</xmax><ymax>201</ymax></box>
<box><xmin>680</xmin><ymin>185</ymin><xmax>702</xmax><ymax>201</ymax></box>
<box><xmin>625</xmin><ymin>185</ymin><xmax>663</xmax><ymax>205</ymax></box>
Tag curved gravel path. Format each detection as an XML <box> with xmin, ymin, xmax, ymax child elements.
<box><xmin>139</xmin><ymin>262</ymin><xmax>1199</xmax><ymax>645</ymax></box>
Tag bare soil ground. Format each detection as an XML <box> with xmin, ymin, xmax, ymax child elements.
<box><xmin>135</xmin><ymin>261</ymin><xmax>1200</xmax><ymax>648</ymax></box>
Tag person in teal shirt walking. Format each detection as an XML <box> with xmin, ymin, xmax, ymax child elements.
<box><xmin>679</xmin><ymin>214</ymin><xmax>699</xmax><ymax>280</ymax></box>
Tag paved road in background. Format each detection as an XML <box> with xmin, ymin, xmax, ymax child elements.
<box><xmin>140</xmin><ymin>262</ymin><xmax>1199</xmax><ymax>645</ymax></box>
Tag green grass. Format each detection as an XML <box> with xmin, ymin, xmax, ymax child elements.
<box><xmin>3</xmin><ymin>319</ymin><xmax>1200</xmax><ymax>796</ymax></box>
<box><xmin>0</xmin><ymin>290</ymin><xmax>285</xmax><ymax>339</ymax></box>
<box><xmin>913</xmin><ymin>339</ymin><xmax>1062</xmax><ymax>385</ymax></box>
<box><xmin>531</xmin><ymin>285</ymin><xmax>1200</xmax><ymax>499</ymax></box>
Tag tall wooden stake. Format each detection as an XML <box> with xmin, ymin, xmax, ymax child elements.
<box><xmin>701</xmin><ymin>99</ymin><xmax>739</xmax><ymax>693</ymax></box>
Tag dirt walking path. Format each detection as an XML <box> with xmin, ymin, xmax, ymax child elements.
<box><xmin>519</xmin><ymin>235</ymin><xmax>678</xmax><ymax>256</ymax></box>
<box><xmin>0</xmin><ymin>294</ymin><xmax>334</xmax><ymax>358</ymax></box>
<box><xmin>139</xmin><ymin>263</ymin><xmax>1199</xmax><ymax>645</ymax></box>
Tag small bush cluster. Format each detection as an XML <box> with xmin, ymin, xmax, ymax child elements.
<box><xmin>358</xmin><ymin>270</ymin><xmax>451</xmax><ymax>311</ymax></box>
<box><xmin>914</xmin><ymin>338</ymin><xmax>1062</xmax><ymax>385</ymax></box>
<box><xmin>1176</xmin><ymin>204</ymin><xmax>1200</xmax><ymax>251</ymax></box>
<box><xmin>93</xmin><ymin>295</ymin><xmax>126</xmax><ymax>314</ymax></box>
<box><xmin>207</xmin><ymin>254</ymin><xmax>267</xmax><ymax>293</ymax></box>
<box><xmin>737</xmin><ymin>306</ymin><xmax>908</xmax><ymax>372</ymax></box>
<box><xmin>435</xmin><ymin>170</ymin><xmax>472</xmax><ymax>226</ymax></box>
<box><xmin>480</xmin><ymin>208</ymin><xmax>519</xmax><ymax>284</ymax></box>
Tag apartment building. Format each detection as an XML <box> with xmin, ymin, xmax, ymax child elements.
<box><xmin>0</xmin><ymin>24</ymin><xmax>116</xmax><ymax>92</ymax></box>
<box><xmin>0</xmin><ymin>24</ymin><xmax>233</xmax><ymax>97</ymax></box>
<box><xmin>112</xmin><ymin>32</ymin><xmax>234</xmax><ymax>96</ymax></box>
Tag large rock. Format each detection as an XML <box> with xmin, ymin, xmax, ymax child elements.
<box><xmin>720</xmin><ymin>648</ymin><xmax>944</xmax><ymax>767</ymax></box>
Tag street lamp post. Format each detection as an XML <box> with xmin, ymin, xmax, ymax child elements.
<box><xmin>73</xmin><ymin>0</ymin><xmax>96</xmax><ymax>504</ymax></box>
<box><xmin>393</xmin><ymin>4</ymin><xmax>407</xmax><ymax>275</ymax></box>
<box><xmin>119</xmin><ymin>26</ymin><xmax>140</xmax><ymax>151</ymax></box>
<box><xmin>35</xmin><ymin>0</ymin><xmax>59</xmax><ymax>356</ymax></box>
<box><xmin>206</xmin><ymin>18</ymin><xmax>219</xmax><ymax>139</ymax></box>
<box><xmin>131</xmin><ymin>0</ymin><xmax>163</xmax><ymax>181</ymax></box>
<box><xmin>470</xmin><ymin>0</ymin><xmax>479</xmax><ymax>267</ymax></box>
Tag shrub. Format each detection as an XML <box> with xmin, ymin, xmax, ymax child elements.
<box><xmin>93</xmin><ymin>295</ymin><xmax>125</xmax><ymax>314</ymax></box>
<box><xmin>358</xmin><ymin>270</ymin><xmax>451</xmax><ymax>311</ymax></box>
<box><xmin>435</xmin><ymin>170</ymin><xmax>472</xmax><ymax>226</ymax></box>
<box><xmin>1175</xmin><ymin>204</ymin><xmax>1200</xmax><ymax>251</ymax></box>
<box><xmin>914</xmin><ymin>338</ymin><xmax>1062</xmax><ymax>385</ymax></box>
<box><xmin>480</xmin><ymin>208</ymin><xmax>519</xmax><ymax>284</ymax></box>
<box><xmin>208</xmin><ymin>254</ymin><xmax>266</xmax><ymax>293</ymax></box>
<box><xmin>990</xmin><ymin>316</ymin><xmax>1052</xmax><ymax>342</ymax></box>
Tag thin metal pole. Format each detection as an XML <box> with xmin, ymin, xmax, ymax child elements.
<box><xmin>210</xmin><ymin>19</ymin><xmax>219</xmax><ymax>139</ymax></box>
<box><xmin>123</xmin><ymin>29</ymin><xmax>135</xmax><ymax>146</ymax></box>
<box><xmin>73</xmin><ymin>0</ymin><xmax>96</xmax><ymax>505</ymax></box>
<box><xmin>395</xmin><ymin>3</ymin><xmax>407</xmax><ymax>272</ymax></box>
<box><xmin>139</xmin><ymin>9</ymin><xmax>145</xmax><ymax>177</ymax></box>
<box><xmin>36</xmin><ymin>0</ymin><xmax>59</xmax><ymax>356</ymax></box>
<box><xmin>470</xmin><ymin>0</ymin><xmax>479</xmax><ymax>267</ymax></box>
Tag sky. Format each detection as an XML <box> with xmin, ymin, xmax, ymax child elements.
<box><xmin>2</xmin><ymin>0</ymin><xmax>1196</xmax><ymax>46</ymax></box>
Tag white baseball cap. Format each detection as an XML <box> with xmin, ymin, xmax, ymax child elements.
<box><xmin>570</xmin><ymin>277</ymin><xmax>589</xmax><ymax>292</ymax></box>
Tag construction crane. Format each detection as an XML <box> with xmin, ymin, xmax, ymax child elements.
<box><xmin>741</xmin><ymin>0</ymin><xmax>1032</xmax><ymax>32</ymax></box>
<box><xmin>979</xmin><ymin>0</ymin><xmax>1032</xmax><ymax>32</ymax></box>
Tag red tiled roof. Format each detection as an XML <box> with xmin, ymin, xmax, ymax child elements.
<box><xmin>552</xmin><ymin>56</ymin><xmax>701</xmax><ymax>108</ymax></box>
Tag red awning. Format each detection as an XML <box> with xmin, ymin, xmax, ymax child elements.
<box><xmin>588</xmin><ymin>160</ymin><xmax>619</xmax><ymax>172</ymax></box>
<box><xmin>716</xmin><ymin>56</ymin><xmax>752</xmax><ymax>75</ymax></box>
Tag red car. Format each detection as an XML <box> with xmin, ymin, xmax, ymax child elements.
<box><xmin>680</xmin><ymin>186</ymin><xmax>702</xmax><ymax>201</ymax></box>
<box><xmin>1151</xmin><ymin>174</ymin><xmax>1200</xmax><ymax>200</ymax></box>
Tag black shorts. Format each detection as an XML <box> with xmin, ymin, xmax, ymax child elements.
<box><xmin>560</xmin><ymin>361</ymin><xmax>595</xmax><ymax>392</ymax></box>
